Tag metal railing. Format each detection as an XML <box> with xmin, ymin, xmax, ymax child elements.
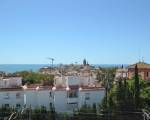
<box><xmin>8</xmin><ymin>112</ymin><xmax>17</xmax><ymax>120</ymax></box>
<box><xmin>1</xmin><ymin>108</ymin><xmax>149</xmax><ymax>120</ymax></box>
<box><xmin>142</xmin><ymin>109</ymin><xmax>150</xmax><ymax>120</ymax></box>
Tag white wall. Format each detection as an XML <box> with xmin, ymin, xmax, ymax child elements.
<box><xmin>66</xmin><ymin>76</ymin><xmax>80</xmax><ymax>86</ymax></box>
<box><xmin>54</xmin><ymin>90</ymin><xmax>68</xmax><ymax>112</ymax></box>
<box><xmin>55</xmin><ymin>75</ymin><xmax>97</xmax><ymax>87</ymax></box>
<box><xmin>0</xmin><ymin>77</ymin><xmax>22</xmax><ymax>88</ymax></box>
<box><xmin>37</xmin><ymin>90</ymin><xmax>54</xmax><ymax>109</ymax></box>
<box><xmin>78</xmin><ymin>89</ymin><xmax>105</xmax><ymax>108</ymax></box>
<box><xmin>55</xmin><ymin>76</ymin><xmax>66</xmax><ymax>87</ymax></box>
<box><xmin>25</xmin><ymin>90</ymin><xmax>38</xmax><ymax>109</ymax></box>
<box><xmin>54</xmin><ymin>89</ymin><xmax>105</xmax><ymax>112</ymax></box>
<box><xmin>0</xmin><ymin>88</ymin><xmax>105</xmax><ymax>113</ymax></box>
<box><xmin>0</xmin><ymin>91</ymin><xmax>24</xmax><ymax>108</ymax></box>
<box><xmin>115</xmin><ymin>72</ymin><xmax>128</xmax><ymax>78</ymax></box>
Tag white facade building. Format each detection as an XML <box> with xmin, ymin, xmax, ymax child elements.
<box><xmin>0</xmin><ymin>77</ymin><xmax>105</xmax><ymax>113</ymax></box>
<box><xmin>115</xmin><ymin>68</ymin><xmax>128</xmax><ymax>79</ymax></box>
<box><xmin>0</xmin><ymin>77</ymin><xmax>22</xmax><ymax>88</ymax></box>
<box><xmin>0</xmin><ymin>88</ymin><xmax>24</xmax><ymax>108</ymax></box>
<box><xmin>55</xmin><ymin>74</ymin><xmax>97</xmax><ymax>88</ymax></box>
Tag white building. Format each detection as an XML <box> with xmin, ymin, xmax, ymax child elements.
<box><xmin>115</xmin><ymin>68</ymin><xmax>128</xmax><ymax>79</ymax></box>
<box><xmin>53</xmin><ymin>86</ymin><xmax>105</xmax><ymax>112</ymax></box>
<box><xmin>0</xmin><ymin>77</ymin><xmax>105</xmax><ymax>113</ymax></box>
<box><xmin>0</xmin><ymin>87</ymin><xmax>24</xmax><ymax>108</ymax></box>
<box><xmin>0</xmin><ymin>77</ymin><xmax>22</xmax><ymax>88</ymax></box>
<box><xmin>55</xmin><ymin>73</ymin><xmax>97</xmax><ymax>88</ymax></box>
<box><xmin>23</xmin><ymin>85</ymin><xmax>105</xmax><ymax>113</ymax></box>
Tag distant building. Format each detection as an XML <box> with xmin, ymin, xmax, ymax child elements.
<box><xmin>39</xmin><ymin>67</ymin><xmax>59</xmax><ymax>75</ymax></box>
<box><xmin>115</xmin><ymin>68</ymin><xmax>128</xmax><ymax>79</ymax></box>
<box><xmin>0</xmin><ymin>77</ymin><xmax>22</xmax><ymax>88</ymax></box>
<box><xmin>128</xmin><ymin>62</ymin><xmax>150</xmax><ymax>80</ymax></box>
<box><xmin>55</xmin><ymin>72</ymin><xmax>98</xmax><ymax>88</ymax></box>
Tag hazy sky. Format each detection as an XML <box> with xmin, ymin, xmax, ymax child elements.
<box><xmin>0</xmin><ymin>0</ymin><xmax>150</xmax><ymax>64</ymax></box>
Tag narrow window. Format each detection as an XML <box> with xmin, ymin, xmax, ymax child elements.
<box><xmin>85</xmin><ymin>93</ymin><xmax>90</xmax><ymax>100</ymax></box>
<box><xmin>50</xmin><ymin>103</ymin><xmax>53</xmax><ymax>108</ymax></box>
<box><xmin>49</xmin><ymin>92</ymin><xmax>52</xmax><ymax>97</ymax></box>
<box><xmin>16</xmin><ymin>104</ymin><xmax>21</xmax><ymax>108</ymax></box>
<box><xmin>4</xmin><ymin>104</ymin><xmax>9</xmax><ymax>108</ymax></box>
<box><xmin>16</xmin><ymin>93</ymin><xmax>21</xmax><ymax>99</ymax></box>
<box><xmin>147</xmin><ymin>72</ymin><xmax>149</xmax><ymax>77</ymax></box>
<box><xmin>4</xmin><ymin>81</ymin><xmax>7</xmax><ymax>86</ymax></box>
<box><xmin>4</xmin><ymin>93</ymin><xmax>9</xmax><ymax>99</ymax></box>
<box><xmin>68</xmin><ymin>91</ymin><xmax>78</xmax><ymax>98</ymax></box>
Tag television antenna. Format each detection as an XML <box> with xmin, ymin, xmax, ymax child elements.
<box><xmin>138</xmin><ymin>48</ymin><xmax>141</xmax><ymax>62</ymax></box>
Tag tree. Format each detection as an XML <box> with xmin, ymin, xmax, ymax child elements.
<box><xmin>15</xmin><ymin>71</ymin><xmax>54</xmax><ymax>85</ymax></box>
<box><xmin>83</xmin><ymin>59</ymin><xmax>87</xmax><ymax>66</ymax></box>
<box><xmin>99</xmin><ymin>67</ymin><xmax>150</xmax><ymax>120</ymax></box>
<box><xmin>134</xmin><ymin>64</ymin><xmax>140</xmax><ymax>108</ymax></box>
<box><xmin>96</xmin><ymin>67</ymin><xmax>116</xmax><ymax>114</ymax></box>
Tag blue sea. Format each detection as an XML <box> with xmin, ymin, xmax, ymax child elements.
<box><xmin>0</xmin><ymin>64</ymin><xmax>49</xmax><ymax>73</ymax></box>
<box><xmin>0</xmin><ymin>64</ymin><xmax>128</xmax><ymax>73</ymax></box>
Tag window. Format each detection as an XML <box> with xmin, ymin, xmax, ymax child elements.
<box><xmin>88</xmin><ymin>78</ymin><xmax>90</xmax><ymax>85</ymax></box>
<box><xmin>4</xmin><ymin>104</ymin><xmax>9</xmax><ymax>108</ymax></box>
<box><xmin>16</xmin><ymin>104</ymin><xmax>21</xmax><ymax>108</ymax></box>
<box><xmin>16</xmin><ymin>93</ymin><xmax>21</xmax><ymax>99</ymax></box>
<box><xmin>4</xmin><ymin>93</ymin><xmax>9</xmax><ymax>99</ymax></box>
<box><xmin>67</xmin><ymin>103</ymin><xmax>78</xmax><ymax>110</ymax></box>
<box><xmin>146</xmin><ymin>72</ymin><xmax>149</xmax><ymax>77</ymax></box>
<box><xmin>68</xmin><ymin>91</ymin><xmax>78</xmax><ymax>98</ymax></box>
<box><xmin>67</xmin><ymin>102</ymin><xmax>78</xmax><ymax>105</ymax></box>
<box><xmin>50</xmin><ymin>103</ymin><xmax>53</xmax><ymax>108</ymax></box>
<box><xmin>49</xmin><ymin>92</ymin><xmax>52</xmax><ymax>97</ymax></box>
<box><xmin>4</xmin><ymin>81</ymin><xmax>7</xmax><ymax>86</ymax></box>
<box><xmin>85</xmin><ymin>93</ymin><xmax>90</xmax><ymax>100</ymax></box>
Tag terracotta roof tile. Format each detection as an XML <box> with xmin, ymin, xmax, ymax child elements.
<box><xmin>128</xmin><ymin>62</ymin><xmax>150</xmax><ymax>69</ymax></box>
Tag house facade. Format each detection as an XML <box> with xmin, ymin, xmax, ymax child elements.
<box><xmin>115</xmin><ymin>68</ymin><xmax>128</xmax><ymax>79</ymax></box>
<box><xmin>0</xmin><ymin>87</ymin><xmax>24</xmax><ymax>108</ymax></box>
<box><xmin>128</xmin><ymin>62</ymin><xmax>150</xmax><ymax>80</ymax></box>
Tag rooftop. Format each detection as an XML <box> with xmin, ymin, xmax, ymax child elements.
<box><xmin>0</xmin><ymin>87</ymin><xmax>23</xmax><ymax>92</ymax></box>
<box><xmin>128</xmin><ymin>62</ymin><xmax>150</xmax><ymax>69</ymax></box>
<box><xmin>0</xmin><ymin>84</ymin><xmax>105</xmax><ymax>92</ymax></box>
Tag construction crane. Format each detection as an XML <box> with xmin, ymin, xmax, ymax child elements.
<box><xmin>47</xmin><ymin>58</ymin><xmax>54</xmax><ymax>68</ymax></box>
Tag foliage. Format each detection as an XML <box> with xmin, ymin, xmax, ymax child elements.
<box><xmin>72</xmin><ymin>103</ymin><xmax>98</xmax><ymax>120</ymax></box>
<box><xmin>134</xmin><ymin>64</ymin><xmax>140</xmax><ymax>108</ymax></box>
<box><xmin>0</xmin><ymin>107</ymin><xmax>16</xmax><ymax>118</ymax></box>
<box><xmin>98</xmin><ymin>65</ymin><xmax>150</xmax><ymax>120</ymax></box>
<box><xmin>0</xmin><ymin>106</ymin><xmax>56</xmax><ymax>120</ymax></box>
<box><xmin>83</xmin><ymin>59</ymin><xmax>87</xmax><ymax>66</ymax></box>
<box><xmin>139</xmin><ymin>80</ymin><xmax>150</xmax><ymax>110</ymax></box>
<box><xmin>96</xmin><ymin>67</ymin><xmax>116</xmax><ymax>87</ymax></box>
<box><xmin>100</xmin><ymin>79</ymin><xmax>150</xmax><ymax>120</ymax></box>
<box><xmin>15</xmin><ymin>71</ymin><xmax>54</xmax><ymax>85</ymax></box>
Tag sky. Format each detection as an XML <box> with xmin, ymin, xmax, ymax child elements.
<box><xmin>0</xmin><ymin>0</ymin><xmax>150</xmax><ymax>64</ymax></box>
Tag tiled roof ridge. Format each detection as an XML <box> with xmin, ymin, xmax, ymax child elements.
<box><xmin>128</xmin><ymin>62</ymin><xmax>150</xmax><ymax>69</ymax></box>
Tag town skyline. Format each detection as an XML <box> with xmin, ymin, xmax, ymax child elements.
<box><xmin>0</xmin><ymin>0</ymin><xmax>150</xmax><ymax>64</ymax></box>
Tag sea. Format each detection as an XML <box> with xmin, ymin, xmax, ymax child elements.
<box><xmin>0</xmin><ymin>64</ymin><xmax>128</xmax><ymax>73</ymax></box>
